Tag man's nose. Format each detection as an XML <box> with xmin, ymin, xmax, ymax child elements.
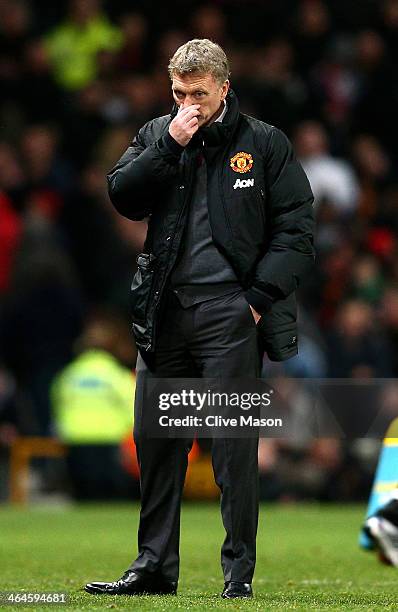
<box><xmin>182</xmin><ymin>97</ymin><xmax>196</xmax><ymax>108</ymax></box>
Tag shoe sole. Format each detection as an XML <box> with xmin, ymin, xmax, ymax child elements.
<box><xmin>365</xmin><ymin>517</ymin><xmax>398</xmax><ymax>567</ymax></box>
<box><xmin>222</xmin><ymin>594</ymin><xmax>253</xmax><ymax>599</ymax></box>
<box><xmin>84</xmin><ymin>586</ymin><xmax>177</xmax><ymax>596</ymax></box>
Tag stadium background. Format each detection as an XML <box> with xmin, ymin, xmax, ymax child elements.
<box><xmin>1</xmin><ymin>0</ymin><xmax>398</xmax><ymax>504</ymax></box>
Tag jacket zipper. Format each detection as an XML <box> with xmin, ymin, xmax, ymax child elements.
<box><xmin>258</xmin><ymin>188</ymin><xmax>266</xmax><ymax>227</ymax></box>
<box><xmin>148</xmin><ymin>149</ymin><xmax>196</xmax><ymax>350</ymax></box>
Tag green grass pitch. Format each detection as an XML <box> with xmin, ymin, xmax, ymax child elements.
<box><xmin>0</xmin><ymin>502</ymin><xmax>397</xmax><ymax>610</ymax></box>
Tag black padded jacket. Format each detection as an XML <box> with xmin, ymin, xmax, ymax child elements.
<box><xmin>107</xmin><ymin>89</ymin><xmax>315</xmax><ymax>361</ymax></box>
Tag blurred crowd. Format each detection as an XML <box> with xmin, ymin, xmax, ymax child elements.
<box><xmin>1</xmin><ymin>0</ymin><xmax>398</xmax><ymax>501</ymax></box>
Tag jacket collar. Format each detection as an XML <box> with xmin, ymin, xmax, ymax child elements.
<box><xmin>170</xmin><ymin>89</ymin><xmax>240</xmax><ymax>148</ymax></box>
<box><xmin>200</xmin><ymin>89</ymin><xmax>240</xmax><ymax>146</ymax></box>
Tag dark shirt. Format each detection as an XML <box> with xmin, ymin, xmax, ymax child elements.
<box><xmin>170</xmin><ymin>153</ymin><xmax>241</xmax><ymax>308</ymax></box>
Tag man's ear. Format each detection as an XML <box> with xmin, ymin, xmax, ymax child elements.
<box><xmin>221</xmin><ymin>79</ymin><xmax>230</xmax><ymax>100</ymax></box>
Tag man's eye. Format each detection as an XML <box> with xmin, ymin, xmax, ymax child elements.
<box><xmin>195</xmin><ymin>92</ymin><xmax>205</xmax><ymax>98</ymax></box>
<box><xmin>174</xmin><ymin>91</ymin><xmax>184</xmax><ymax>99</ymax></box>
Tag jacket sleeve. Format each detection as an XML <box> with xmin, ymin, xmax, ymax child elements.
<box><xmin>107</xmin><ymin>123</ymin><xmax>184</xmax><ymax>221</ymax></box>
<box><xmin>245</xmin><ymin>127</ymin><xmax>315</xmax><ymax>315</ymax></box>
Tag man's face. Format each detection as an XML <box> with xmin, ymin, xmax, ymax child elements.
<box><xmin>171</xmin><ymin>72</ymin><xmax>229</xmax><ymax>127</ymax></box>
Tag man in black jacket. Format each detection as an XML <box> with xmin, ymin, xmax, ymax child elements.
<box><xmin>85</xmin><ymin>39</ymin><xmax>314</xmax><ymax>599</ymax></box>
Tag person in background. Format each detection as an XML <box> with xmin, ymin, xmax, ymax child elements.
<box><xmin>44</xmin><ymin>0</ymin><xmax>123</xmax><ymax>91</ymax></box>
<box><xmin>51</xmin><ymin>311</ymin><xmax>136</xmax><ymax>500</ymax></box>
<box><xmin>326</xmin><ymin>299</ymin><xmax>392</xmax><ymax>378</ymax></box>
<box><xmin>294</xmin><ymin>121</ymin><xmax>359</xmax><ymax>214</ymax></box>
<box><xmin>365</xmin><ymin>492</ymin><xmax>398</xmax><ymax>567</ymax></box>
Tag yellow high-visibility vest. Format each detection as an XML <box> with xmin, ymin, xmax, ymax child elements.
<box><xmin>51</xmin><ymin>349</ymin><xmax>134</xmax><ymax>444</ymax></box>
<box><xmin>44</xmin><ymin>16</ymin><xmax>123</xmax><ymax>90</ymax></box>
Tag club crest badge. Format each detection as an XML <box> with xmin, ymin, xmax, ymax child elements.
<box><xmin>230</xmin><ymin>152</ymin><xmax>253</xmax><ymax>174</ymax></box>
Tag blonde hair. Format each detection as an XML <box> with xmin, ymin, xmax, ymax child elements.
<box><xmin>168</xmin><ymin>38</ymin><xmax>230</xmax><ymax>84</ymax></box>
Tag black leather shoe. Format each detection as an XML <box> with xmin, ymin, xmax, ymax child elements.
<box><xmin>84</xmin><ymin>570</ymin><xmax>177</xmax><ymax>596</ymax></box>
<box><xmin>221</xmin><ymin>581</ymin><xmax>253</xmax><ymax>599</ymax></box>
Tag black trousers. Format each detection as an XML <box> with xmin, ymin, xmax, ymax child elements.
<box><xmin>129</xmin><ymin>288</ymin><xmax>262</xmax><ymax>583</ymax></box>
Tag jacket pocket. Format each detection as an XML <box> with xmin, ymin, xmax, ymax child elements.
<box><xmin>130</xmin><ymin>252</ymin><xmax>157</xmax><ymax>324</ymax></box>
<box><xmin>131</xmin><ymin>321</ymin><xmax>151</xmax><ymax>350</ymax></box>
